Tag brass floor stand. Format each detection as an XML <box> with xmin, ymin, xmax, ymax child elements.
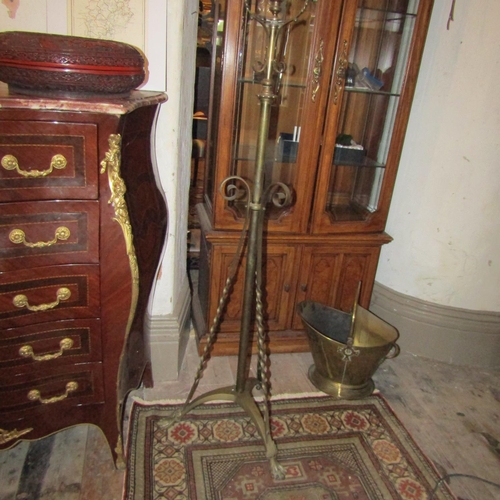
<box><xmin>178</xmin><ymin>1</ymin><xmax>311</xmax><ymax>480</ymax></box>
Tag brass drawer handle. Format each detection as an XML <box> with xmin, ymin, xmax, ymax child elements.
<box><xmin>9</xmin><ymin>226</ymin><xmax>71</xmax><ymax>248</ymax></box>
<box><xmin>1</xmin><ymin>153</ymin><xmax>67</xmax><ymax>178</ymax></box>
<box><xmin>19</xmin><ymin>338</ymin><xmax>74</xmax><ymax>362</ymax></box>
<box><xmin>27</xmin><ymin>381</ymin><xmax>78</xmax><ymax>405</ymax></box>
<box><xmin>311</xmin><ymin>39</ymin><xmax>324</xmax><ymax>102</ymax></box>
<box><xmin>13</xmin><ymin>287</ymin><xmax>71</xmax><ymax>312</ymax></box>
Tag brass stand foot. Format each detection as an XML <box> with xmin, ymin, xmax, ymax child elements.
<box><xmin>157</xmin><ymin>408</ymin><xmax>183</xmax><ymax>429</ymax></box>
<box><xmin>181</xmin><ymin>378</ymin><xmax>283</xmax><ymax>476</ymax></box>
<box><xmin>270</xmin><ymin>456</ymin><xmax>286</xmax><ymax>479</ymax></box>
<box><xmin>114</xmin><ymin>438</ymin><xmax>126</xmax><ymax>470</ymax></box>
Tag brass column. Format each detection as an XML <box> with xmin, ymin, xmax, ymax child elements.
<box><xmin>180</xmin><ymin>0</ymin><xmax>311</xmax><ymax>480</ymax></box>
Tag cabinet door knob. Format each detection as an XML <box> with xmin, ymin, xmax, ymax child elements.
<box><xmin>27</xmin><ymin>381</ymin><xmax>78</xmax><ymax>405</ymax></box>
<box><xmin>300</xmin><ymin>283</ymin><xmax>307</xmax><ymax>292</ymax></box>
<box><xmin>19</xmin><ymin>338</ymin><xmax>74</xmax><ymax>362</ymax></box>
<box><xmin>284</xmin><ymin>284</ymin><xmax>290</xmax><ymax>292</ymax></box>
<box><xmin>1</xmin><ymin>154</ymin><xmax>67</xmax><ymax>178</ymax></box>
<box><xmin>9</xmin><ymin>226</ymin><xmax>70</xmax><ymax>248</ymax></box>
<box><xmin>13</xmin><ymin>287</ymin><xmax>71</xmax><ymax>312</ymax></box>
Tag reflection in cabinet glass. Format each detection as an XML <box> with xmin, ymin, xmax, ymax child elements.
<box><xmin>195</xmin><ymin>0</ymin><xmax>433</xmax><ymax>355</ymax></box>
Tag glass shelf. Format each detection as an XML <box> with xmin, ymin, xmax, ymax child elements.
<box><xmin>238</xmin><ymin>77</ymin><xmax>307</xmax><ymax>89</ymax></box>
<box><xmin>358</xmin><ymin>6</ymin><xmax>418</xmax><ymax>17</ymax></box>
<box><xmin>332</xmin><ymin>156</ymin><xmax>386</xmax><ymax>168</ymax></box>
<box><xmin>344</xmin><ymin>86</ymin><xmax>400</xmax><ymax>98</ymax></box>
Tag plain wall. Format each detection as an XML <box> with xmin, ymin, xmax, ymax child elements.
<box><xmin>375</xmin><ymin>0</ymin><xmax>500</xmax><ymax>313</ymax></box>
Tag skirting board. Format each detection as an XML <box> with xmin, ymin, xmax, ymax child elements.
<box><xmin>145</xmin><ymin>279</ymin><xmax>192</xmax><ymax>382</ymax></box>
<box><xmin>370</xmin><ymin>281</ymin><xmax>500</xmax><ymax>369</ymax></box>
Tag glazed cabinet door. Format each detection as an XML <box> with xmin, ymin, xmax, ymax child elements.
<box><xmin>291</xmin><ymin>244</ymin><xmax>381</xmax><ymax>329</ymax></box>
<box><xmin>207</xmin><ymin>0</ymin><xmax>343</xmax><ymax>234</ymax></box>
<box><xmin>311</xmin><ymin>0</ymin><xmax>433</xmax><ymax>234</ymax></box>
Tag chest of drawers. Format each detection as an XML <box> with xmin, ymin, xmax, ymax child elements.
<box><xmin>0</xmin><ymin>87</ymin><xmax>167</xmax><ymax>467</ymax></box>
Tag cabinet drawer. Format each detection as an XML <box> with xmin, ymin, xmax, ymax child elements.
<box><xmin>0</xmin><ymin>319</ymin><xmax>102</xmax><ymax>371</ymax></box>
<box><xmin>0</xmin><ymin>363</ymin><xmax>105</xmax><ymax>414</ymax></box>
<box><xmin>0</xmin><ymin>120</ymin><xmax>98</xmax><ymax>202</ymax></box>
<box><xmin>0</xmin><ymin>265</ymin><xmax>100</xmax><ymax>329</ymax></box>
<box><xmin>0</xmin><ymin>201</ymin><xmax>99</xmax><ymax>271</ymax></box>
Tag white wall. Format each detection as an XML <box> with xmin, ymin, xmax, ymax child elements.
<box><xmin>149</xmin><ymin>0</ymin><xmax>197</xmax><ymax>318</ymax></box>
<box><xmin>376</xmin><ymin>0</ymin><xmax>500</xmax><ymax>312</ymax></box>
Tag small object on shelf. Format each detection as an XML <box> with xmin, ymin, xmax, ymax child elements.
<box><xmin>345</xmin><ymin>64</ymin><xmax>357</xmax><ymax>87</ymax></box>
<box><xmin>276</xmin><ymin>132</ymin><xmax>299</xmax><ymax>163</ymax></box>
<box><xmin>0</xmin><ymin>31</ymin><xmax>145</xmax><ymax>97</ymax></box>
<box><xmin>334</xmin><ymin>145</ymin><xmax>365</xmax><ymax>164</ymax></box>
<box><xmin>357</xmin><ymin>67</ymin><xmax>383</xmax><ymax>91</ymax></box>
<box><xmin>334</xmin><ymin>133</ymin><xmax>365</xmax><ymax>164</ymax></box>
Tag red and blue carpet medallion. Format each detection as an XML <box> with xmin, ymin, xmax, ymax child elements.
<box><xmin>124</xmin><ymin>394</ymin><xmax>455</xmax><ymax>499</ymax></box>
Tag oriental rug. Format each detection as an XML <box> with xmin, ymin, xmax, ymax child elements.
<box><xmin>124</xmin><ymin>394</ymin><xmax>455</xmax><ymax>499</ymax></box>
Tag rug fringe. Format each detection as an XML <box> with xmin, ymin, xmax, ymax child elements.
<box><xmin>129</xmin><ymin>390</ymin><xmax>384</xmax><ymax>407</ymax></box>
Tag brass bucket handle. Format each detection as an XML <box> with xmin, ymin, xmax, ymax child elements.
<box><xmin>385</xmin><ymin>343</ymin><xmax>400</xmax><ymax>360</ymax></box>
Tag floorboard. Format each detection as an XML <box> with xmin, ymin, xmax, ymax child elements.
<box><xmin>1</xmin><ymin>334</ymin><xmax>499</xmax><ymax>500</ymax></box>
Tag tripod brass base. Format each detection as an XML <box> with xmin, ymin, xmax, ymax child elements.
<box><xmin>180</xmin><ymin>377</ymin><xmax>285</xmax><ymax>479</ymax></box>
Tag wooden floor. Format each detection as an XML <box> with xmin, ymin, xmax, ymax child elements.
<box><xmin>1</xmin><ymin>333</ymin><xmax>499</xmax><ymax>500</ymax></box>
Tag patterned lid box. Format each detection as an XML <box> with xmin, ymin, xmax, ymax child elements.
<box><xmin>0</xmin><ymin>31</ymin><xmax>145</xmax><ymax>97</ymax></box>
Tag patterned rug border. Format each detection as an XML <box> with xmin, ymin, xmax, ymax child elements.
<box><xmin>124</xmin><ymin>392</ymin><xmax>456</xmax><ymax>500</ymax></box>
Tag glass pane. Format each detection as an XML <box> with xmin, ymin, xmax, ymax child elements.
<box><xmin>229</xmin><ymin>0</ymin><xmax>316</xmax><ymax>220</ymax></box>
<box><xmin>327</xmin><ymin>0</ymin><xmax>418</xmax><ymax>221</ymax></box>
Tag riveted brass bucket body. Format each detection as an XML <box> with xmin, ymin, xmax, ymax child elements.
<box><xmin>297</xmin><ymin>300</ymin><xmax>400</xmax><ymax>399</ymax></box>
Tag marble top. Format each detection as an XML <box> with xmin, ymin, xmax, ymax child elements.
<box><xmin>0</xmin><ymin>83</ymin><xmax>167</xmax><ymax>114</ymax></box>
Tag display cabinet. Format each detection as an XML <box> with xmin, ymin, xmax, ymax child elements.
<box><xmin>194</xmin><ymin>0</ymin><xmax>433</xmax><ymax>355</ymax></box>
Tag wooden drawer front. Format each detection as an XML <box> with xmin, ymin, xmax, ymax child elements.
<box><xmin>0</xmin><ymin>319</ymin><xmax>102</xmax><ymax>371</ymax></box>
<box><xmin>0</xmin><ymin>265</ymin><xmax>100</xmax><ymax>329</ymax></box>
<box><xmin>0</xmin><ymin>120</ymin><xmax>98</xmax><ymax>202</ymax></box>
<box><xmin>0</xmin><ymin>363</ymin><xmax>105</xmax><ymax>414</ymax></box>
<box><xmin>0</xmin><ymin>201</ymin><xmax>99</xmax><ymax>271</ymax></box>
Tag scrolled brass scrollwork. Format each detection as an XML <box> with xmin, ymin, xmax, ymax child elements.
<box><xmin>245</xmin><ymin>0</ymin><xmax>311</xmax><ymax>99</ymax></box>
<box><xmin>9</xmin><ymin>226</ymin><xmax>70</xmax><ymax>248</ymax></box>
<box><xmin>27</xmin><ymin>381</ymin><xmax>78</xmax><ymax>405</ymax></box>
<box><xmin>0</xmin><ymin>426</ymin><xmax>33</xmax><ymax>445</ymax></box>
<box><xmin>13</xmin><ymin>287</ymin><xmax>71</xmax><ymax>312</ymax></box>
<box><xmin>219</xmin><ymin>175</ymin><xmax>251</xmax><ymax>202</ymax></box>
<box><xmin>19</xmin><ymin>338</ymin><xmax>74</xmax><ymax>362</ymax></box>
<box><xmin>100</xmin><ymin>133</ymin><xmax>139</xmax><ymax>341</ymax></box>
<box><xmin>263</xmin><ymin>181</ymin><xmax>293</xmax><ymax>208</ymax></box>
<box><xmin>1</xmin><ymin>154</ymin><xmax>67</xmax><ymax>178</ymax></box>
<box><xmin>311</xmin><ymin>39</ymin><xmax>324</xmax><ymax>102</ymax></box>
<box><xmin>333</xmin><ymin>39</ymin><xmax>349</xmax><ymax>105</ymax></box>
